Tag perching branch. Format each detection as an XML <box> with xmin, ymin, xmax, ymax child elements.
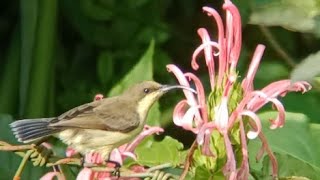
<box><xmin>0</xmin><ymin>140</ymin><xmax>177</xmax><ymax>179</ymax></box>
<box><xmin>0</xmin><ymin>141</ymin><xmax>35</xmax><ymax>151</ymax></box>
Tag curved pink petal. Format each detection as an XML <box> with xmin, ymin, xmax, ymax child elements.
<box><xmin>223</xmin><ymin>1</ymin><xmax>242</xmax><ymax>70</ymax></box>
<box><xmin>130</xmin><ymin>165</ymin><xmax>146</xmax><ymax>173</ymax></box>
<box><xmin>196</xmin><ymin>122</ymin><xmax>216</xmax><ymax>156</ymax></box>
<box><xmin>195</xmin><ymin>28</ymin><xmax>216</xmax><ymax>88</ymax></box>
<box><xmin>173</xmin><ymin>99</ymin><xmax>201</xmax><ymax>133</ymax></box>
<box><xmin>239</xmin><ymin>110</ymin><xmax>262</xmax><ymax>139</ymax></box>
<box><xmin>172</xmin><ymin>100</ymin><xmax>189</xmax><ymax>126</ymax></box>
<box><xmin>192</xmin><ymin>42</ymin><xmax>220</xmax><ymax>68</ymax></box>
<box><xmin>185</xmin><ymin>72</ymin><xmax>208</xmax><ymax>123</ymax></box>
<box><xmin>289</xmin><ymin>81</ymin><xmax>312</xmax><ymax>93</ymax></box>
<box><xmin>166</xmin><ymin>64</ymin><xmax>198</xmax><ymax>106</ymax></box>
<box><xmin>241</xmin><ymin>45</ymin><xmax>266</xmax><ymax>93</ymax></box>
<box><xmin>94</xmin><ymin>94</ymin><xmax>104</xmax><ymax>101</ymax></box>
<box><xmin>109</xmin><ymin>149</ymin><xmax>123</xmax><ymax>165</ymax></box>
<box><xmin>40</xmin><ymin>172</ymin><xmax>65</xmax><ymax>180</ymax></box>
<box><xmin>125</xmin><ymin>126</ymin><xmax>164</xmax><ymax>152</ymax></box>
<box><xmin>66</xmin><ymin>147</ymin><xmax>77</xmax><ymax>157</ymax></box>
<box><xmin>181</xmin><ymin>106</ymin><xmax>201</xmax><ymax>133</ymax></box>
<box><xmin>196</xmin><ymin>122</ymin><xmax>216</xmax><ymax>145</ymax></box>
<box><xmin>202</xmin><ymin>6</ymin><xmax>226</xmax><ymax>86</ymax></box>
<box><xmin>247</xmin><ymin>91</ymin><xmax>286</xmax><ymax>129</ymax></box>
<box><xmin>202</xmin><ymin>7</ymin><xmax>225</xmax><ymax>47</ymax></box>
<box><xmin>85</xmin><ymin>152</ymin><xmax>103</xmax><ymax>164</ymax></box>
<box><xmin>121</xmin><ymin>151</ymin><xmax>137</xmax><ymax>160</ymax></box>
<box><xmin>76</xmin><ymin>168</ymin><xmax>94</xmax><ymax>180</ymax></box>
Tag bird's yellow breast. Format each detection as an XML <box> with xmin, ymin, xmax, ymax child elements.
<box><xmin>56</xmin><ymin>126</ymin><xmax>143</xmax><ymax>160</ymax></box>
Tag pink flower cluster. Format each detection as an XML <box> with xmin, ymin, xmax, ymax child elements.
<box><xmin>167</xmin><ymin>0</ymin><xmax>311</xmax><ymax>179</ymax></box>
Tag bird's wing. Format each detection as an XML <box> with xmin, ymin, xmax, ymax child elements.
<box><xmin>49</xmin><ymin>98</ymin><xmax>140</xmax><ymax>133</ymax></box>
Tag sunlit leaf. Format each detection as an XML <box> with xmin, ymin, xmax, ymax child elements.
<box><xmin>249</xmin><ymin>0</ymin><xmax>320</xmax><ymax>36</ymax></box>
<box><xmin>108</xmin><ymin>40</ymin><xmax>161</xmax><ymax>125</ymax></box>
<box><xmin>135</xmin><ymin>136</ymin><xmax>185</xmax><ymax>167</ymax></box>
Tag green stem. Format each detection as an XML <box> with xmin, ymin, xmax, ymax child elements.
<box><xmin>14</xmin><ymin>150</ymin><xmax>33</xmax><ymax>179</ymax></box>
<box><xmin>146</xmin><ymin>163</ymin><xmax>172</xmax><ymax>172</ymax></box>
<box><xmin>259</xmin><ymin>25</ymin><xmax>296</xmax><ymax>68</ymax></box>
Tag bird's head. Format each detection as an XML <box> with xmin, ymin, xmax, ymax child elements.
<box><xmin>123</xmin><ymin>81</ymin><xmax>196</xmax><ymax>119</ymax></box>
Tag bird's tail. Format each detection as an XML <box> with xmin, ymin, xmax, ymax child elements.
<box><xmin>10</xmin><ymin>118</ymin><xmax>59</xmax><ymax>143</ymax></box>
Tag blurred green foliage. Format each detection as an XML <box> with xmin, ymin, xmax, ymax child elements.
<box><xmin>0</xmin><ymin>0</ymin><xmax>320</xmax><ymax>179</ymax></box>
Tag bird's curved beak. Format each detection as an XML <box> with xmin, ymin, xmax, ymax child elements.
<box><xmin>160</xmin><ymin>85</ymin><xmax>197</xmax><ymax>94</ymax></box>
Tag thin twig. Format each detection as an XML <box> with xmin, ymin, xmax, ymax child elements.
<box><xmin>0</xmin><ymin>141</ymin><xmax>36</xmax><ymax>151</ymax></box>
<box><xmin>14</xmin><ymin>150</ymin><xmax>33</xmax><ymax>180</ymax></box>
<box><xmin>179</xmin><ymin>140</ymin><xmax>197</xmax><ymax>180</ymax></box>
<box><xmin>0</xmin><ymin>141</ymin><xmax>11</xmax><ymax>146</ymax></box>
<box><xmin>259</xmin><ymin>25</ymin><xmax>296</xmax><ymax>68</ymax></box>
<box><xmin>0</xmin><ymin>144</ymin><xmax>35</xmax><ymax>151</ymax></box>
<box><xmin>46</xmin><ymin>157</ymin><xmax>82</xmax><ymax>167</ymax></box>
<box><xmin>147</xmin><ymin>163</ymin><xmax>172</xmax><ymax>172</ymax></box>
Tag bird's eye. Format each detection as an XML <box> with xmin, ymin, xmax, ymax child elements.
<box><xmin>144</xmin><ymin>88</ymin><xmax>150</xmax><ymax>94</ymax></box>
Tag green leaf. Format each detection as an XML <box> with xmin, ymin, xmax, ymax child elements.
<box><xmin>249</xmin><ymin>0</ymin><xmax>320</xmax><ymax>36</ymax></box>
<box><xmin>282</xmin><ymin>91</ymin><xmax>320</xmax><ymax>123</ymax></box>
<box><xmin>108</xmin><ymin>40</ymin><xmax>161</xmax><ymax>125</ymax></box>
<box><xmin>291</xmin><ymin>51</ymin><xmax>320</xmax><ymax>84</ymax></box>
<box><xmin>248</xmin><ymin>111</ymin><xmax>320</xmax><ymax>178</ymax></box>
<box><xmin>0</xmin><ymin>27</ymin><xmax>20</xmax><ymax>115</ymax></box>
<box><xmin>135</xmin><ymin>136</ymin><xmax>185</xmax><ymax>167</ymax></box>
<box><xmin>19</xmin><ymin>0</ymin><xmax>39</xmax><ymax>115</ymax></box>
<box><xmin>194</xmin><ymin>165</ymin><xmax>224</xmax><ymax>180</ymax></box>
<box><xmin>0</xmin><ymin>115</ymin><xmax>48</xmax><ymax>179</ymax></box>
<box><xmin>25</xmin><ymin>0</ymin><xmax>58</xmax><ymax>117</ymax></box>
<box><xmin>258</xmin><ymin>153</ymin><xmax>319</xmax><ymax>180</ymax></box>
<box><xmin>195</xmin><ymin>166</ymin><xmax>212</xmax><ymax>180</ymax></box>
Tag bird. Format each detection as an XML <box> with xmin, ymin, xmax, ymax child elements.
<box><xmin>10</xmin><ymin>81</ymin><xmax>196</xmax><ymax>162</ymax></box>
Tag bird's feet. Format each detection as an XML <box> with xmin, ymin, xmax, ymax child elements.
<box><xmin>106</xmin><ymin>160</ymin><xmax>121</xmax><ymax>178</ymax></box>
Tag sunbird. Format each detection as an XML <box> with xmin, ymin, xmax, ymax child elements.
<box><xmin>10</xmin><ymin>81</ymin><xmax>196</xmax><ymax>162</ymax></box>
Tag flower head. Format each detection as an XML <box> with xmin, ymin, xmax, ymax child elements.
<box><xmin>167</xmin><ymin>0</ymin><xmax>311</xmax><ymax>179</ymax></box>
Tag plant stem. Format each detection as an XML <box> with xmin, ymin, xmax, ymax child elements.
<box><xmin>179</xmin><ymin>140</ymin><xmax>197</xmax><ymax>180</ymax></box>
<box><xmin>146</xmin><ymin>163</ymin><xmax>172</xmax><ymax>172</ymax></box>
<box><xmin>0</xmin><ymin>144</ymin><xmax>34</xmax><ymax>151</ymax></box>
<box><xmin>14</xmin><ymin>150</ymin><xmax>33</xmax><ymax>180</ymax></box>
<box><xmin>259</xmin><ymin>25</ymin><xmax>296</xmax><ymax>68</ymax></box>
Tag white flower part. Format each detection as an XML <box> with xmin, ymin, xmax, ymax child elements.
<box><xmin>214</xmin><ymin>97</ymin><xmax>229</xmax><ymax>131</ymax></box>
<box><xmin>239</xmin><ymin>110</ymin><xmax>262</xmax><ymax>139</ymax></box>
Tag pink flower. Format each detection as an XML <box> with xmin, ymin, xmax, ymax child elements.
<box><xmin>40</xmin><ymin>142</ymin><xmax>66</xmax><ymax>180</ymax></box>
<box><xmin>167</xmin><ymin>0</ymin><xmax>311</xmax><ymax>179</ymax></box>
<box><xmin>73</xmin><ymin>125</ymin><xmax>163</xmax><ymax>180</ymax></box>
